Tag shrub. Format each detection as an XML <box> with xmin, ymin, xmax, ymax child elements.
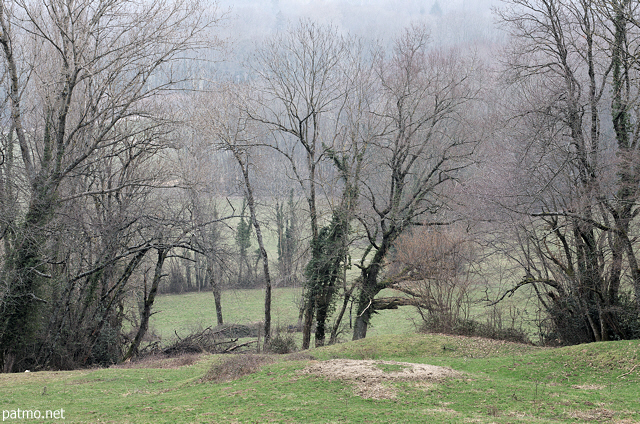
<box><xmin>389</xmin><ymin>226</ymin><xmax>476</xmax><ymax>336</ymax></box>
<box><xmin>539</xmin><ymin>293</ymin><xmax>640</xmax><ymax>345</ymax></box>
<box><xmin>616</xmin><ymin>293</ymin><xmax>640</xmax><ymax>340</ymax></box>
<box><xmin>201</xmin><ymin>354</ymin><xmax>275</xmax><ymax>383</ymax></box>
<box><xmin>265</xmin><ymin>331</ymin><xmax>297</xmax><ymax>354</ymax></box>
<box><xmin>420</xmin><ymin>316</ymin><xmax>531</xmax><ymax>344</ymax></box>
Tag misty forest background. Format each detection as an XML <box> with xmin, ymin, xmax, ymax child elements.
<box><xmin>1</xmin><ymin>0</ymin><xmax>640</xmax><ymax>373</ymax></box>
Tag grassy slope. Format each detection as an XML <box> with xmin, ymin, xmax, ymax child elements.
<box><xmin>1</xmin><ymin>335</ymin><xmax>638</xmax><ymax>423</ymax></box>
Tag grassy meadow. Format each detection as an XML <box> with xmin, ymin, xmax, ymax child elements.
<box><xmin>149</xmin><ymin>287</ymin><xmax>421</xmax><ymax>342</ymax></box>
<box><xmin>1</xmin><ymin>334</ymin><xmax>639</xmax><ymax>423</ymax></box>
<box><xmin>4</xmin><ymin>214</ymin><xmax>636</xmax><ymax>423</ymax></box>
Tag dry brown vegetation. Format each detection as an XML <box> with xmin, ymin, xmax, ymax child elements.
<box><xmin>201</xmin><ymin>354</ymin><xmax>276</xmax><ymax>383</ymax></box>
<box><xmin>112</xmin><ymin>353</ymin><xmax>204</xmax><ymax>370</ymax></box>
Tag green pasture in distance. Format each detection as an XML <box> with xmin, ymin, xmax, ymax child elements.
<box><xmin>148</xmin><ymin>288</ymin><xmax>303</xmax><ymax>340</ymax></box>
<box><xmin>1</xmin><ymin>334</ymin><xmax>638</xmax><ymax>423</ymax></box>
<box><xmin>149</xmin><ymin>288</ymin><xmax>422</xmax><ymax>344</ymax></box>
<box><xmin>147</xmin><ymin>284</ymin><xmax>543</xmax><ymax>348</ymax></box>
<box><xmin>185</xmin><ymin>196</ymin><xmax>544</xmax><ymax>342</ymax></box>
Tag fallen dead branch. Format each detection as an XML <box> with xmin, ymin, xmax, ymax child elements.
<box><xmin>139</xmin><ymin>325</ymin><xmax>261</xmax><ymax>357</ymax></box>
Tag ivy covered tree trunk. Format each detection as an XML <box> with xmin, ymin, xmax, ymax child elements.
<box><xmin>353</xmin><ymin>243</ymin><xmax>388</xmax><ymax>340</ymax></box>
<box><xmin>305</xmin><ymin>212</ymin><xmax>349</xmax><ymax>347</ymax></box>
<box><xmin>0</xmin><ymin>175</ymin><xmax>58</xmax><ymax>371</ymax></box>
<box><xmin>300</xmin><ymin>161</ymin><xmax>319</xmax><ymax>350</ymax></box>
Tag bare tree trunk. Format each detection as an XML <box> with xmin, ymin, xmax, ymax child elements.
<box><xmin>208</xmin><ymin>257</ymin><xmax>224</xmax><ymax>326</ymax></box>
<box><xmin>235</xmin><ymin>152</ymin><xmax>273</xmax><ymax>345</ymax></box>
<box><xmin>301</xmin><ymin>163</ymin><xmax>318</xmax><ymax>350</ymax></box>
<box><xmin>184</xmin><ymin>249</ymin><xmax>193</xmax><ymax>291</ymax></box>
<box><xmin>329</xmin><ymin>283</ymin><xmax>354</xmax><ymax>344</ymax></box>
<box><xmin>353</xmin><ymin>291</ymin><xmax>372</xmax><ymax>340</ymax></box>
<box><xmin>123</xmin><ymin>248</ymin><xmax>166</xmax><ymax>361</ymax></box>
<box><xmin>301</xmin><ymin>300</ymin><xmax>314</xmax><ymax>349</ymax></box>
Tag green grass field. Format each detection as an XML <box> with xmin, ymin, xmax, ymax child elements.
<box><xmin>149</xmin><ymin>288</ymin><xmax>421</xmax><ymax>343</ymax></box>
<box><xmin>3</xmin><ymin>286</ymin><xmax>637</xmax><ymax>423</ymax></box>
<box><xmin>1</xmin><ymin>334</ymin><xmax>638</xmax><ymax>423</ymax></box>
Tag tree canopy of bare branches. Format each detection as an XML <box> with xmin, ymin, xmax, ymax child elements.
<box><xmin>0</xmin><ymin>0</ymin><xmax>216</xmax><ymax>371</ymax></box>
<box><xmin>351</xmin><ymin>25</ymin><xmax>480</xmax><ymax>339</ymax></box>
<box><xmin>496</xmin><ymin>0</ymin><xmax>640</xmax><ymax>343</ymax></box>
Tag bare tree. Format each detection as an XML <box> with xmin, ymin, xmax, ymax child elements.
<box><xmin>352</xmin><ymin>25</ymin><xmax>479</xmax><ymax>340</ymax></box>
<box><xmin>495</xmin><ymin>0</ymin><xmax>640</xmax><ymax>343</ymax></box>
<box><xmin>248</xmin><ymin>20</ymin><xmax>353</xmax><ymax>349</ymax></box>
<box><xmin>193</xmin><ymin>83</ymin><xmax>275</xmax><ymax>345</ymax></box>
<box><xmin>0</xmin><ymin>0</ymin><xmax>215</xmax><ymax>371</ymax></box>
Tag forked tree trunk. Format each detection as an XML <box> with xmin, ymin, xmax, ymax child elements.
<box><xmin>329</xmin><ymin>283</ymin><xmax>354</xmax><ymax>345</ymax></box>
<box><xmin>353</xmin><ymin>242</ymin><xmax>389</xmax><ymax>340</ymax></box>
<box><xmin>123</xmin><ymin>248</ymin><xmax>165</xmax><ymax>361</ymax></box>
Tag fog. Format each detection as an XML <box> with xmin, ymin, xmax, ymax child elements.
<box><xmin>213</xmin><ymin>0</ymin><xmax>505</xmax><ymax>76</ymax></box>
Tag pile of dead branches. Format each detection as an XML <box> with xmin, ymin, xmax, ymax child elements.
<box><xmin>145</xmin><ymin>325</ymin><xmax>258</xmax><ymax>356</ymax></box>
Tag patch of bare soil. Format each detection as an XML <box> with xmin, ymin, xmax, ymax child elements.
<box><xmin>301</xmin><ymin>359</ymin><xmax>460</xmax><ymax>400</ymax></box>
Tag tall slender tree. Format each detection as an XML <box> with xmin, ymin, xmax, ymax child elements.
<box><xmin>193</xmin><ymin>83</ymin><xmax>275</xmax><ymax>345</ymax></box>
<box><xmin>248</xmin><ymin>20</ymin><xmax>354</xmax><ymax>348</ymax></box>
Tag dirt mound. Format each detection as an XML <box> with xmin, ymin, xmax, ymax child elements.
<box><xmin>301</xmin><ymin>359</ymin><xmax>459</xmax><ymax>399</ymax></box>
